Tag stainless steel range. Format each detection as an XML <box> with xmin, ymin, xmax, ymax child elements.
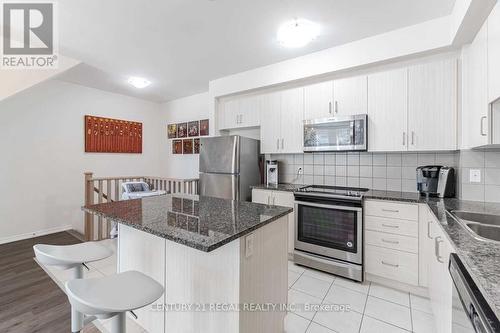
<box><xmin>293</xmin><ymin>185</ymin><xmax>368</xmax><ymax>282</ymax></box>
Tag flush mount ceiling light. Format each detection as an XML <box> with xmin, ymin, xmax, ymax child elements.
<box><xmin>127</xmin><ymin>76</ymin><xmax>151</xmax><ymax>89</ymax></box>
<box><xmin>277</xmin><ymin>18</ymin><xmax>320</xmax><ymax>48</ymax></box>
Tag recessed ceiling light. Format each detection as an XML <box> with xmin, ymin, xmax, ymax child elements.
<box><xmin>277</xmin><ymin>18</ymin><xmax>320</xmax><ymax>48</ymax></box>
<box><xmin>127</xmin><ymin>76</ymin><xmax>151</xmax><ymax>89</ymax></box>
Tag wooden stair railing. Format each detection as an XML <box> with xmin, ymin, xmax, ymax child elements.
<box><xmin>84</xmin><ymin>172</ymin><xmax>199</xmax><ymax>241</ymax></box>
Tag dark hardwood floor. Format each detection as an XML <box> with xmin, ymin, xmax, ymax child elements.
<box><xmin>0</xmin><ymin>232</ymin><xmax>100</xmax><ymax>333</ymax></box>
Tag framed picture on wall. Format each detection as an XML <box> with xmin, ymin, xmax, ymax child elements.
<box><xmin>177</xmin><ymin>123</ymin><xmax>188</xmax><ymax>138</ymax></box>
<box><xmin>172</xmin><ymin>140</ymin><xmax>183</xmax><ymax>154</ymax></box>
<box><xmin>193</xmin><ymin>138</ymin><xmax>200</xmax><ymax>154</ymax></box>
<box><xmin>167</xmin><ymin>124</ymin><xmax>177</xmax><ymax>139</ymax></box>
<box><xmin>200</xmin><ymin>119</ymin><xmax>209</xmax><ymax>136</ymax></box>
<box><xmin>188</xmin><ymin>121</ymin><xmax>199</xmax><ymax>137</ymax></box>
<box><xmin>183</xmin><ymin>139</ymin><xmax>193</xmax><ymax>154</ymax></box>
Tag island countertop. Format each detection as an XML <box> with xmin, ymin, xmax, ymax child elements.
<box><xmin>83</xmin><ymin>194</ymin><xmax>292</xmax><ymax>252</ymax></box>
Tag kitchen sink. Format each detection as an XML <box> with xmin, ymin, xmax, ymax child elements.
<box><xmin>451</xmin><ymin>210</ymin><xmax>500</xmax><ymax>242</ymax></box>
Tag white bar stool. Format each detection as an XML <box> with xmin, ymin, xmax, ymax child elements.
<box><xmin>65</xmin><ymin>271</ymin><xmax>164</xmax><ymax>333</ymax></box>
<box><xmin>33</xmin><ymin>242</ymin><xmax>114</xmax><ymax>332</ymax></box>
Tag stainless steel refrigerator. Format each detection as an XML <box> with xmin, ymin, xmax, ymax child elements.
<box><xmin>199</xmin><ymin>135</ymin><xmax>261</xmax><ymax>201</ymax></box>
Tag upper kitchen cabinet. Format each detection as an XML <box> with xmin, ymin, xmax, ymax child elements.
<box><xmin>280</xmin><ymin>88</ymin><xmax>305</xmax><ymax>153</ymax></box>
<box><xmin>488</xmin><ymin>3</ymin><xmax>500</xmax><ymax>103</ymax></box>
<box><xmin>368</xmin><ymin>68</ymin><xmax>408</xmax><ymax>152</ymax></box>
<box><xmin>260</xmin><ymin>91</ymin><xmax>281</xmax><ymax>153</ymax></box>
<box><xmin>304</xmin><ymin>81</ymin><xmax>333</xmax><ymax>120</ymax></box>
<box><xmin>408</xmin><ymin>58</ymin><xmax>458</xmax><ymax>151</ymax></box>
<box><xmin>462</xmin><ymin>22</ymin><xmax>489</xmax><ymax>149</ymax></box>
<box><xmin>218</xmin><ymin>95</ymin><xmax>260</xmax><ymax>130</ymax></box>
<box><xmin>260</xmin><ymin>88</ymin><xmax>304</xmax><ymax>154</ymax></box>
<box><xmin>333</xmin><ymin>75</ymin><xmax>368</xmax><ymax>116</ymax></box>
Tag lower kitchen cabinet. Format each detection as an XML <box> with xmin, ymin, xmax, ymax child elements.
<box><xmin>366</xmin><ymin>200</ymin><xmax>455</xmax><ymax>333</ymax></box>
<box><xmin>252</xmin><ymin>189</ymin><xmax>295</xmax><ymax>257</ymax></box>
<box><xmin>426</xmin><ymin>207</ymin><xmax>454</xmax><ymax>333</ymax></box>
<box><xmin>364</xmin><ymin>199</ymin><xmax>419</xmax><ymax>286</ymax></box>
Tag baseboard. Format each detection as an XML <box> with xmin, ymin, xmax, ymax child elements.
<box><xmin>365</xmin><ymin>273</ymin><xmax>429</xmax><ymax>297</ymax></box>
<box><xmin>0</xmin><ymin>225</ymin><xmax>72</xmax><ymax>245</ymax></box>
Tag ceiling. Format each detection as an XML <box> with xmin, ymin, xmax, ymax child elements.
<box><xmin>56</xmin><ymin>0</ymin><xmax>456</xmax><ymax>103</ymax></box>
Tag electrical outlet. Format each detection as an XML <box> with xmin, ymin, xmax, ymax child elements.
<box><xmin>470</xmin><ymin>169</ymin><xmax>481</xmax><ymax>183</ymax></box>
<box><xmin>245</xmin><ymin>233</ymin><xmax>254</xmax><ymax>258</ymax></box>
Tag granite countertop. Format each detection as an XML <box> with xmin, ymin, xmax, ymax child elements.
<box><xmin>255</xmin><ymin>183</ymin><xmax>500</xmax><ymax>319</ymax></box>
<box><xmin>83</xmin><ymin>194</ymin><xmax>292</xmax><ymax>252</ymax></box>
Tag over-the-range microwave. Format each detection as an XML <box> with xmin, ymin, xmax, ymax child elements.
<box><xmin>303</xmin><ymin>114</ymin><xmax>368</xmax><ymax>152</ymax></box>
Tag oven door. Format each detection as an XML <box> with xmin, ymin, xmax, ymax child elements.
<box><xmin>295</xmin><ymin>200</ymin><xmax>362</xmax><ymax>264</ymax></box>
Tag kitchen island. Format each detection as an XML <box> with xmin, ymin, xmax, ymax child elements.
<box><xmin>83</xmin><ymin>194</ymin><xmax>292</xmax><ymax>333</ymax></box>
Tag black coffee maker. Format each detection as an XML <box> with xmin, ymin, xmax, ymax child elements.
<box><xmin>416</xmin><ymin>165</ymin><xmax>455</xmax><ymax>198</ymax></box>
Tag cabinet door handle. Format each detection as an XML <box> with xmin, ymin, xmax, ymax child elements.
<box><xmin>276</xmin><ymin>139</ymin><xmax>279</xmax><ymax>150</ymax></box>
<box><xmin>480</xmin><ymin>116</ymin><xmax>487</xmax><ymax>136</ymax></box>
<box><xmin>328</xmin><ymin>102</ymin><xmax>332</xmax><ymax>114</ymax></box>
<box><xmin>435</xmin><ymin>236</ymin><xmax>444</xmax><ymax>263</ymax></box>
<box><xmin>240</xmin><ymin>114</ymin><xmax>243</xmax><ymax>124</ymax></box>
<box><xmin>281</xmin><ymin>138</ymin><xmax>284</xmax><ymax>149</ymax></box>
<box><xmin>411</xmin><ymin>131</ymin><xmax>415</xmax><ymax>145</ymax></box>
<box><xmin>382</xmin><ymin>239</ymin><xmax>399</xmax><ymax>244</ymax></box>
<box><xmin>267</xmin><ymin>196</ymin><xmax>270</xmax><ymax>205</ymax></box>
<box><xmin>272</xmin><ymin>196</ymin><xmax>275</xmax><ymax>205</ymax></box>
<box><xmin>382</xmin><ymin>223</ymin><xmax>399</xmax><ymax>228</ymax></box>
<box><xmin>427</xmin><ymin>221</ymin><xmax>434</xmax><ymax>239</ymax></box>
<box><xmin>381</xmin><ymin>261</ymin><xmax>399</xmax><ymax>268</ymax></box>
<box><xmin>334</xmin><ymin>101</ymin><xmax>338</xmax><ymax>114</ymax></box>
<box><xmin>403</xmin><ymin>132</ymin><xmax>406</xmax><ymax>146</ymax></box>
<box><xmin>382</xmin><ymin>209</ymin><xmax>399</xmax><ymax>213</ymax></box>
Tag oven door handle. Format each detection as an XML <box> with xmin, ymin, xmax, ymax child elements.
<box><xmin>294</xmin><ymin>200</ymin><xmax>362</xmax><ymax>212</ymax></box>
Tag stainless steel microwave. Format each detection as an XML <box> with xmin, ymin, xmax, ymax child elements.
<box><xmin>303</xmin><ymin>114</ymin><xmax>368</xmax><ymax>152</ymax></box>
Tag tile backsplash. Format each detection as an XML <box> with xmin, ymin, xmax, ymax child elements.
<box><xmin>270</xmin><ymin>152</ymin><xmax>459</xmax><ymax>193</ymax></box>
<box><xmin>270</xmin><ymin>150</ymin><xmax>500</xmax><ymax>203</ymax></box>
<box><xmin>458</xmin><ymin>150</ymin><xmax>500</xmax><ymax>203</ymax></box>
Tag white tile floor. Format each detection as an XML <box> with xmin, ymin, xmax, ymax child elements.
<box><xmin>286</xmin><ymin>261</ymin><xmax>437</xmax><ymax>333</ymax></box>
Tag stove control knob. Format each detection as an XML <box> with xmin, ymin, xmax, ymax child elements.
<box><xmin>347</xmin><ymin>241</ymin><xmax>353</xmax><ymax>248</ymax></box>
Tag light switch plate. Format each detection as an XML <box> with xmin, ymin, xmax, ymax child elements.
<box><xmin>245</xmin><ymin>233</ymin><xmax>254</xmax><ymax>258</ymax></box>
<box><xmin>470</xmin><ymin>169</ymin><xmax>481</xmax><ymax>183</ymax></box>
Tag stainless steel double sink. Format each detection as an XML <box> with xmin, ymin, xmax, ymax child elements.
<box><xmin>451</xmin><ymin>211</ymin><xmax>500</xmax><ymax>242</ymax></box>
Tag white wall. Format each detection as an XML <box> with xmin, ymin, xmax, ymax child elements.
<box><xmin>0</xmin><ymin>80</ymin><xmax>162</xmax><ymax>242</ymax></box>
<box><xmin>158</xmin><ymin>92</ymin><xmax>209</xmax><ymax>179</ymax></box>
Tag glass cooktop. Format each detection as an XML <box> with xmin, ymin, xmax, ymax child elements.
<box><xmin>295</xmin><ymin>185</ymin><xmax>369</xmax><ymax>198</ymax></box>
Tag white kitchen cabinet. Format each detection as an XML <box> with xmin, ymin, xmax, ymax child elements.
<box><xmin>239</xmin><ymin>95</ymin><xmax>261</xmax><ymax>127</ymax></box>
<box><xmin>488</xmin><ymin>3</ymin><xmax>500</xmax><ymax>103</ymax></box>
<box><xmin>260</xmin><ymin>92</ymin><xmax>281</xmax><ymax>153</ymax></box>
<box><xmin>280</xmin><ymin>88</ymin><xmax>304</xmax><ymax>153</ymax></box>
<box><xmin>368</xmin><ymin>68</ymin><xmax>408</xmax><ymax>151</ymax></box>
<box><xmin>333</xmin><ymin>75</ymin><xmax>368</xmax><ymax>116</ymax></box>
<box><xmin>408</xmin><ymin>58</ymin><xmax>458</xmax><ymax>151</ymax></box>
<box><xmin>260</xmin><ymin>88</ymin><xmax>304</xmax><ymax>154</ymax></box>
<box><xmin>427</xmin><ymin>210</ymin><xmax>454</xmax><ymax>333</ymax></box>
<box><xmin>462</xmin><ymin>22</ymin><xmax>489</xmax><ymax>148</ymax></box>
<box><xmin>304</xmin><ymin>81</ymin><xmax>334</xmax><ymax>120</ymax></box>
<box><xmin>219</xmin><ymin>95</ymin><xmax>260</xmax><ymax>130</ymax></box>
<box><xmin>252</xmin><ymin>189</ymin><xmax>295</xmax><ymax>257</ymax></box>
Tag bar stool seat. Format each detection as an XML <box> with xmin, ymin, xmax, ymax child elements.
<box><xmin>65</xmin><ymin>271</ymin><xmax>164</xmax><ymax>332</ymax></box>
<box><xmin>34</xmin><ymin>242</ymin><xmax>113</xmax><ymax>270</ymax></box>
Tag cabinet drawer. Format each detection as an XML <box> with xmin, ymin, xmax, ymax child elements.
<box><xmin>365</xmin><ymin>245</ymin><xmax>418</xmax><ymax>285</ymax></box>
<box><xmin>365</xmin><ymin>230</ymin><xmax>418</xmax><ymax>254</ymax></box>
<box><xmin>364</xmin><ymin>200</ymin><xmax>418</xmax><ymax>221</ymax></box>
<box><xmin>365</xmin><ymin>215</ymin><xmax>418</xmax><ymax>237</ymax></box>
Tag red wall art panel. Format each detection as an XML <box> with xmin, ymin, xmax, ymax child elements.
<box><xmin>85</xmin><ymin>115</ymin><xmax>143</xmax><ymax>153</ymax></box>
